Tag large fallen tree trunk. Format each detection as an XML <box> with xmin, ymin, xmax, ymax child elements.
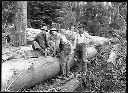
<box><xmin>2</xmin><ymin>46</ymin><xmax>97</xmax><ymax>91</ymax></box>
<box><xmin>2</xmin><ymin>56</ymin><xmax>61</xmax><ymax>91</ymax></box>
<box><xmin>26</xmin><ymin>28</ymin><xmax>112</xmax><ymax>47</ymax></box>
<box><xmin>2</xmin><ymin>54</ymin><xmax>75</xmax><ymax>91</ymax></box>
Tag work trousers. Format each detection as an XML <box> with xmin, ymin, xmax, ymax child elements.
<box><xmin>75</xmin><ymin>43</ymin><xmax>88</xmax><ymax>75</ymax></box>
<box><xmin>59</xmin><ymin>42</ymin><xmax>71</xmax><ymax>77</ymax></box>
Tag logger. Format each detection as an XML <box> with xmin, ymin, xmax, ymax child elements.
<box><xmin>32</xmin><ymin>26</ymin><xmax>54</xmax><ymax>56</ymax></box>
<box><xmin>49</xmin><ymin>28</ymin><xmax>73</xmax><ymax>78</ymax></box>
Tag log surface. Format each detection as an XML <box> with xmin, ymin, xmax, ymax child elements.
<box><xmin>2</xmin><ymin>56</ymin><xmax>60</xmax><ymax>91</ymax></box>
<box><xmin>2</xmin><ymin>45</ymin><xmax>97</xmax><ymax>91</ymax></box>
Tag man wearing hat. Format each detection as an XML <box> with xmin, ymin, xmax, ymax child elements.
<box><xmin>48</xmin><ymin>28</ymin><xmax>59</xmax><ymax>56</ymax></box>
<box><xmin>49</xmin><ymin>27</ymin><xmax>72</xmax><ymax>78</ymax></box>
<box><xmin>32</xmin><ymin>26</ymin><xmax>53</xmax><ymax>56</ymax></box>
<box><xmin>74</xmin><ymin>24</ymin><xmax>89</xmax><ymax>76</ymax></box>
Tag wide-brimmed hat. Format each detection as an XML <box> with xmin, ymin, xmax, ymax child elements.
<box><xmin>50</xmin><ymin>28</ymin><xmax>58</xmax><ymax>31</ymax></box>
<box><xmin>49</xmin><ymin>28</ymin><xmax>58</xmax><ymax>35</ymax></box>
<box><xmin>41</xmin><ymin>26</ymin><xmax>48</xmax><ymax>30</ymax></box>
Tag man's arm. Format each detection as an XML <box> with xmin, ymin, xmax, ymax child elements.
<box><xmin>33</xmin><ymin>33</ymin><xmax>46</xmax><ymax>49</ymax></box>
<box><xmin>45</xmin><ymin>34</ymin><xmax>55</xmax><ymax>51</ymax></box>
<box><xmin>73</xmin><ymin>33</ymin><xmax>78</xmax><ymax>49</ymax></box>
<box><xmin>47</xmin><ymin>43</ymin><xmax>54</xmax><ymax>51</ymax></box>
<box><xmin>52</xmin><ymin>36</ymin><xmax>61</xmax><ymax>56</ymax></box>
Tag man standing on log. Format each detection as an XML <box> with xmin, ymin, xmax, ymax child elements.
<box><xmin>49</xmin><ymin>28</ymin><xmax>72</xmax><ymax>79</ymax></box>
<box><xmin>32</xmin><ymin>26</ymin><xmax>54</xmax><ymax>56</ymax></box>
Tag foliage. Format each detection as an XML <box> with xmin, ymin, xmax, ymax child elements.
<box><xmin>80</xmin><ymin>2</ymin><xmax>127</xmax><ymax>37</ymax></box>
<box><xmin>57</xmin><ymin>7</ymin><xmax>77</xmax><ymax>29</ymax></box>
<box><xmin>57</xmin><ymin>2</ymin><xmax>81</xmax><ymax>29</ymax></box>
<box><xmin>2</xmin><ymin>1</ymin><xmax>127</xmax><ymax>31</ymax></box>
<box><xmin>2</xmin><ymin>1</ymin><xmax>15</xmax><ymax>30</ymax></box>
<box><xmin>27</xmin><ymin>1</ymin><xmax>62</xmax><ymax>28</ymax></box>
<box><xmin>76</xmin><ymin>40</ymin><xmax>126</xmax><ymax>92</ymax></box>
<box><xmin>2</xmin><ymin>1</ymin><xmax>62</xmax><ymax>29</ymax></box>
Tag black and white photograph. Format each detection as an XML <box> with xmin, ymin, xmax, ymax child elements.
<box><xmin>2</xmin><ymin>1</ymin><xmax>127</xmax><ymax>92</ymax></box>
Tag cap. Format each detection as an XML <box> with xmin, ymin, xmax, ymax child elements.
<box><xmin>49</xmin><ymin>28</ymin><xmax>58</xmax><ymax>34</ymax></box>
<box><xmin>41</xmin><ymin>26</ymin><xmax>48</xmax><ymax>30</ymax></box>
<box><xmin>50</xmin><ymin>28</ymin><xmax>57</xmax><ymax>31</ymax></box>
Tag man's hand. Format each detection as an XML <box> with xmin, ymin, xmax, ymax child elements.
<box><xmin>44</xmin><ymin>49</ymin><xmax>48</xmax><ymax>57</ymax></box>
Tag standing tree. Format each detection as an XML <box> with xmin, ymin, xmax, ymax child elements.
<box><xmin>13</xmin><ymin>1</ymin><xmax>27</xmax><ymax>47</ymax></box>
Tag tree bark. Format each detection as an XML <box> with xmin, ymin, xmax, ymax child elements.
<box><xmin>2</xmin><ymin>52</ymin><xmax>75</xmax><ymax>91</ymax></box>
<box><xmin>2</xmin><ymin>45</ymin><xmax>98</xmax><ymax>91</ymax></box>
<box><xmin>2</xmin><ymin>56</ymin><xmax>61</xmax><ymax>91</ymax></box>
<box><xmin>13</xmin><ymin>1</ymin><xmax>27</xmax><ymax>47</ymax></box>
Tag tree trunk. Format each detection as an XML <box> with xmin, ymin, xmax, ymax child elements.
<box><xmin>13</xmin><ymin>1</ymin><xmax>27</xmax><ymax>47</ymax></box>
<box><xmin>2</xmin><ymin>56</ymin><xmax>60</xmax><ymax>91</ymax></box>
<box><xmin>2</xmin><ymin>52</ymin><xmax>75</xmax><ymax>91</ymax></box>
<box><xmin>2</xmin><ymin>45</ymin><xmax>98</xmax><ymax>91</ymax></box>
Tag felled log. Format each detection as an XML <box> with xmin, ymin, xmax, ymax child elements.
<box><xmin>82</xmin><ymin>32</ymin><xmax>112</xmax><ymax>46</ymax></box>
<box><xmin>84</xmin><ymin>46</ymin><xmax>98</xmax><ymax>60</ymax></box>
<box><xmin>26</xmin><ymin>27</ymin><xmax>111</xmax><ymax>47</ymax></box>
<box><xmin>26</xmin><ymin>28</ymin><xmax>42</xmax><ymax>35</ymax></box>
<box><xmin>2</xmin><ymin>48</ymin><xmax>75</xmax><ymax>92</ymax></box>
<box><xmin>26</xmin><ymin>28</ymin><xmax>42</xmax><ymax>41</ymax></box>
<box><xmin>2</xmin><ymin>46</ymin><xmax>34</xmax><ymax>62</ymax></box>
<box><xmin>2</xmin><ymin>54</ymin><xmax>14</xmax><ymax>62</ymax></box>
<box><xmin>2</xmin><ymin>56</ymin><xmax>61</xmax><ymax>91</ymax></box>
<box><xmin>61</xmin><ymin>29</ymin><xmax>112</xmax><ymax>47</ymax></box>
<box><xmin>2</xmin><ymin>45</ymin><xmax>98</xmax><ymax>91</ymax></box>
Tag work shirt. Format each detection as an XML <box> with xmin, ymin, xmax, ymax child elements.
<box><xmin>74</xmin><ymin>31</ymin><xmax>95</xmax><ymax>62</ymax></box>
<box><xmin>33</xmin><ymin>31</ymin><xmax>49</xmax><ymax>50</ymax></box>
<box><xmin>77</xmin><ymin>34</ymin><xmax>85</xmax><ymax>44</ymax></box>
<box><xmin>54</xmin><ymin>33</ymin><xmax>71</xmax><ymax>56</ymax></box>
<box><xmin>75</xmin><ymin>32</ymin><xmax>94</xmax><ymax>46</ymax></box>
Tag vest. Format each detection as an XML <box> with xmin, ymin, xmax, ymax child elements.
<box><xmin>77</xmin><ymin>34</ymin><xmax>85</xmax><ymax>44</ymax></box>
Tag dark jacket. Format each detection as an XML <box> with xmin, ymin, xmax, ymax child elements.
<box><xmin>33</xmin><ymin>31</ymin><xmax>49</xmax><ymax>50</ymax></box>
